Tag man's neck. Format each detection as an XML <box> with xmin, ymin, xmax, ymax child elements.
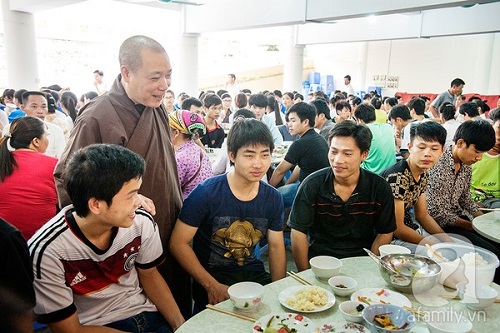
<box><xmin>226</xmin><ymin>170</ymin><xmax>260</xmax><ymax>202</ymax></box>
<box><xmin>73</xmin><ymin>212</ymin><xmax>114</xmax><ymax>250</ymax></box>
<box><xmin>407</xmin><ymin>158</ymin><xmax>426</xmax><ymax>181</ymax></box>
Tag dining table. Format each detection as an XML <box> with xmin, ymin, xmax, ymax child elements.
<box><xmin>473</xmin><ymin>211</ymin><xmax>500</xmax><ymax>243</ymax></box>
<box><xmin>175</xmin><ymin>256</ymin><xmax>500</xmax><ymax>332</ymax></box>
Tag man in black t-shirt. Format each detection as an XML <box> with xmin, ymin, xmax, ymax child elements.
<box><xmin>288</xmin><ymin>122</ymin><xmax>396</xmax><ymax>268</ymax></box>
<box><xmin>269</xmin><ymin>102</ymin><xmax>329</xmax><ymax>208</ymax></box>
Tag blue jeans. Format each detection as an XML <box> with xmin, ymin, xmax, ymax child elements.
<box><xmin>105</xmin><ymin>311</ymin><xmax>172</xmax><ymax>333</ymax></box>
<box><xmin>278</xmin><ymin>182</ymin><xmax>299</xmax><ymax>208</ymax></box>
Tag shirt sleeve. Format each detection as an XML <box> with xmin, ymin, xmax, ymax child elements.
<box><xmin>135</xmin><ymin>212</ymin><xmax>165</xmax><ymax>269</ymax></box>
<box><xmin>426</xmin><ymin>161</ymin><xmax>460</xmax><ymax>227</ymax></box>
<box><xmin>373</xmin><ymin>179</ymin><xmax>397</xmax><ymax>234</ymax></box>
<box><xmin>266</xmin><ymin>187</ymin><xmax>285</xmax><ymax>232</ymax></box>
<box><xmin>385</xmin><ymin>172</ymin><xmax>407</xmax><ymax>201</ymax></box>
<box><xmin>458</xmin><ymin>168</ymin><xmax>480</xmax><ymax>217</ymax></box>
<box><xmin>178</xmin><ymin>183</ymin><xmax>211</xmax><ymax>227</ymax></box>
<box><xmin>284</xmin><ymin>140</ymin><xmax>303</xmax><ymax>165</ymax></box>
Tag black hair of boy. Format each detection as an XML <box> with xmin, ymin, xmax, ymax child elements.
<box><xmin>451</xmin><ymin>78</ymin><xmax>465</xmax><ymax>87</ymax></box>
<box><xmin>311</xmin><ymin>99</ymin><xmax>330</xmax><ymax>120</ymax></box>
<box><xmin>202</xmin><ymin>93</ymin><xmax>222</xmax><ymax>108</ymax></box>
<box><xmin>286</xmin><ymin>102</ymin><xmax>316</xmax><ymax>127</ymax></box>
<box><xmin>388</xmin><ymin>105</ymin><xmax>412</xmax><ymax>121</ymax></box>
<box><xmin>459</xmin><ymin>102</ymin><xmax>480</xmax><ymax>118</ymax></box>
<box><xmin>181</xmin><ymin>97</ymin><xmax>202</xmax><ymax>110</ymax></box>
<box><xmin>453</xmin><ymin>120</ymin><xmax>495</xmax><ymax>152</ymax></box>
<box><xmin>354</xmin><ymin>103</ymin><xmax>376</xmax><ymax>123</ymax></box>
<box><xmin>64</xmin><ymin>144</ymin><xmax>146</xmax><ymax>217</ymax></box>
<box><xmin>232</xmin><ymin>108</ymin><xmax>256</xmax><ymax>120</ymax></box>
<box><xmin>370</xmin><ymin>97</ymin><xmax>382</xmax><ymax>110</ymax></box>
<box><xmin>227</xmin><ymin>118</ymin><xmax>274</xmax><ymax>165</ymax></box>
<box><xmin>407</xmin><ymin>97</ymin><xmax>426</xmax><ymax>116</ymax></box>
<box><xmin>21</xmin><ymin>91</ymin><xmax>47</xmax><ymax>105</ymax></box>
<box><xmin>385</xmin><ymin>97</ymin><xmax>397</xmax><ymax>108</ymax></box>
<box><xmin>409</xmin><ymin>121</ymin><xmax>446</xmax><ymax>146</ymax></box>
<box><xmin>328</xmin><ymin>121</ymin><xmax>372</xmax><ymax>153</ymax></box>
<box><xmin>248</xmin><ymin>93</ymin><xmax>268</xmax><ymax>108</ymax></box>
<box><xmin>439</xmin><ymin>103</ymin><xmax>456</xmax><ymax>121</ymax></box>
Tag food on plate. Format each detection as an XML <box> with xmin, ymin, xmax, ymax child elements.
<box><xmin>253</xmin><ymin>313</ymin><xmax>310</xmax><ymax>333</ymax></box>
<box><xmin>286</xmin><ymin>286</ymin><xmax>328</xmax><ymax>311</ymax></box>
<box><xmin>373</xmin><ymin>313</ymin><xmax>409</xmax><ymax>330</ymax></box>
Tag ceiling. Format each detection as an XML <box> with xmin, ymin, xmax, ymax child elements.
<box><xmin>6</xmin><ymin>0</ymin><xmax>500</xmax><ymax>44</ymax></box>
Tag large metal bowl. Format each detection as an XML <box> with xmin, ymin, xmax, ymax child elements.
<box><xmin>379</xmin><ymin>254</ymin><xmax>441</xmax><ymax>294</ymax></box>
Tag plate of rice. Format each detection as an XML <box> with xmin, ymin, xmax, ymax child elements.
<box><xmin>279</xmin><ymin>285</ymin><xmax>336</xmax><ymax>313</ymax></box>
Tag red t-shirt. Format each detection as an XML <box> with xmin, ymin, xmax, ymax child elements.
<box><xmin>0</xmin><ymin>150</ymin><xmax>58</xmax><ymax>240</ymax></box>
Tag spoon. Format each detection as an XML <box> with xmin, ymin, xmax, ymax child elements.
<box><xmin>364</xmin><ymin>248</ymin><xmax>412</xmax><ymax>287</ymax></box>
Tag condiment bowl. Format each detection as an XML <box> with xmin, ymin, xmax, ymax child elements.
<box><xmin>328</xmin><ymin>276</ymin><xmax>357</xmax><ymax>297</ymax></box>
<box><xmin>310</xmin><ymin>255</ymin><xmax>342</xmax><ymax>279</ymax></box>
<box><xmin>228</xmin><ymin>281</ymin><xmax>264</xmax><ymax>311</ymax></box>
<box><xmin>456</xmin><ymin>281</ymin><xmax>498</xmax><ymax>310</ymax></box>
<box><xmin>339</xmin><ymin>300</ymin><xmax>365</xmax><ymax>323</ymax></box>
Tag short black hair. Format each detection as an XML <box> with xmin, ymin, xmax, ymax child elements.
<box><xmin>459</xmin><ymin>102</ymin><xmax>479</xmax><ymax>118</ymax></box>
<box><xmin>354</xmin><ymin>103</ymin><xmax>376</xmax><ymax>123</ymax></box>
<box><xmin>388</xmin><ymin>105</ymin><xmax>412</xmax><ymax>121</ymax></box>
<box><xmin>344</xmin><ymin>75</ymin><xmax>351</xmax><ymax>81</ymax></box>
<box><xmin>227</xmin><ymin>118</ymin><xmax>274</xmax><ymax>166</ymax></box>
<box><xmin>439</xmin><ymin>103</ymin><xmax>456</xmax><ymax>121</ymax></box>
<box><xmin>451</xmin><ymin>78</ymin><xmax>465</xmax><ymax>87</ymax></box>
<box><xmin>453</xmin><ymin>120</ymin><xmax>495</xmax><ymax>151</ymax></box>
<box><xmin>181</xmin><ymin>97</ymin><xmax>202</xmax><ymax>110</ymax></box>
<box><xmin>202</xmin><ymin>93</ymin><xmax>222</xmax><ymax>108</ymax></box>
<box><xmin>248</xmin><ymin>94</ymin><xmax>268</xmax><ymax>108</ymax></box>
<box><xmin>21</xmin><ymin>91</ymin><xmax>47</xmax><ymax>106</ymax></box>
<box><xmin>410</xmin><ymin>121</ymin><xmax>446</xmax><ymax>147</ymax></box>
<box><xmin>311</xmin><ymin>99</ymin><xmax>330</xmax><ymax>120</ymax></box>
<box><xmin>328</xmin><ymin>121</ymin><xmax>372</xmax><ymax>154</ymax></box>
<box><xmin>407</xmin><ymin>97</ymin><xmax>426</xmax><ymax>116</ymax></box>
<box><xmin>370</xmin><ymin>97</ymin><xmax>382</xmax><ymax>110</ymax></box>
<box><xmin>64</xmin><ymin>144</ymin><xmax>145</xmax><ymax>217</ymax></box>
<box><xmin>286</xmin><ymin>102</ymin><xmax>316</xmax><ymax>128</ymax></box>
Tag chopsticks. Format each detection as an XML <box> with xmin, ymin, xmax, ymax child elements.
<box><xmin>205</xmin><ymin>304</ymin><xmax>257</xmax><ymax>322</ymax></box>
<box><xmin>286</xmin><ymin>271</ymin><xmax>313</xmax><ymax>286</ymax></box>
<box><xmin>403</xmin><ymin>306</ymin><xmax>426</xmax><ymax>317</ymax></box>
<box><xmin>440</xmin><ymin>294</ymin><xmax>500</xmax><ymax>303</ymax></box>
<box><xmin>425</xmin><ymin>244</ymin><xmax>445</xmax><ymax>261</ymax></box>
<box><xmin>478</xmin><ymin>207</ymin><xmax>500</xmax><ymax>212</ymax></box>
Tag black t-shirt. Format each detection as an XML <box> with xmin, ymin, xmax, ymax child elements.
<box><xmin>0</xmin><ymin>219</ymin><xmax>36</xmax><ymax>317</ymax></box>
<box><xmin>284</xmin><ymin>129</ymin><xmax>330</xmax><ymax>182</ymax></box>
<box><xmin>201</xmin><ymin>124</ymin><xmax>225</xmax><ymax>148</ymax></box>
<box><xmin>288</xmin><ymin>167</ymin><xmax>396</xmax><ymax>258</ymax></box>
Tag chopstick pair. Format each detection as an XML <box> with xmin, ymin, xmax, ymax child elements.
<box><xmin>205</xmin><ymin>304</ymin><xmax>257</xmax><ymax>322</ymax></box>
<box><xmin>287</xmin><ymin>271</ymin><xmax>313</xmax><ymax>286</ymax></box>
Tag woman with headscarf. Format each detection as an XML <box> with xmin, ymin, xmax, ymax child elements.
<box><xmin>169</xmin><ymin>110</ymin><xmax>213</xmax><ymax>199</ymax></box>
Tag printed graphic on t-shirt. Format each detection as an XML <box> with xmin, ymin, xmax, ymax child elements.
<box><xmin>210</xmin><ymin>217</ymin><xmax>268</xmax><ymax>266</ymax></box>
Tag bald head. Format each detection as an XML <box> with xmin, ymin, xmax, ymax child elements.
<box><xmin>119</xmin><ymin>35</ymin><xmax>167</xmax><ymax>72</ymax></box>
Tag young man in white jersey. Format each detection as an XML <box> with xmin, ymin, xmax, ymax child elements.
<box><xmin>29</xmin><ymin>144</ymin><xmax>184</xmax><ymax>333</ymax></box>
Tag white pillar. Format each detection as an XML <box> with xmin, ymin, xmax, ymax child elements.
<box><xmin>177</xmin><ymin>33</ymin><xmax>199</xmax><ymax>97</ymax></box>
<box><xmin>474</xmin><ymin>34</ymin><xmax>494</xmax><ymax>94</ymax></box>
<box><xmin>283</xmin><ymin>25</ymin><xmax>304</xmax><ymax>93</ymax></box>
<box><xmin>357</xmin><ymin>42</ymin><xmax>368</xmax><ymax>92</ymax></box>
<box><xmin>1</xmin><ymin>0</ymin><xmax>39</xmax><ymax>90</ymax></box>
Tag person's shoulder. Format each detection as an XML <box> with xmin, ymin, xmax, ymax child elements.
<box><xmin>302</xmin><ymin>166</ymin><xmax>332</xmax><ymax>184</ymax></box>
<box><xmin>28</xmin><ymin>209</ymin><xmax>69</xmax><ymax>250</ymax></box>
<box><xmin>380</xmin><ymin>159</ymin><xmax>406</xmax><ymax>178</ymax></box>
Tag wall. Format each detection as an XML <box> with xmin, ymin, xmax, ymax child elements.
<box><xmin>308</xmin><ymin>32</ymin><xmax>500</xmax><ymax>96</ymax></box>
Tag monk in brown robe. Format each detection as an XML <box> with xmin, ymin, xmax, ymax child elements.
<box><xmin>54</xmin><ymin>35</ymin><xmax>191</xmax><ymax>319</ymax></box>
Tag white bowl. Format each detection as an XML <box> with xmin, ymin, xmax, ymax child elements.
<box><xmin>426</xmin><ymin>317</ymin><xmax>473</xmax><ymax>333</ymax></box>
<box><xmin>456</xmin><ymin>282</ymin><xmax>498</xmax><ymax>310</ymax></box>
<box><xmin>228</xmin><ymin>281</ymin><xmax>264</xmax><ymax>310</ymax></box>
<box><xmin>309</xmin><ymin>256</ymin><xmax>342</xmax><ymax>279</ymax></box>
<box><xmin>379</xmin><ymin>244</ymin><xmax>411</xmax><ymax>257</ymax></box>
<box><xmin>427</xmin><ymin>243</ymin><xmax>499</xmax><ymax>288</ymax></box>
<box><xmin>338</xmin><ymin>300</ymin><xmax>365</xmax><ymax>323</ymax></box>
<box><xmin>328</xmin><ymin>276</ymin><xmax>357</xmax><ymax>297</ymax></box>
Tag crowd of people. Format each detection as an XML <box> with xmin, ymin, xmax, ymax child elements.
<box><xmin>0</xmin><ymin>34</ymin><xmax>499</xmax><ymax>333</ymax></box>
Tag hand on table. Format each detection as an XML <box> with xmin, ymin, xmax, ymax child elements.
<box><xmin>206</xmin><ymin>282</ymin><xmax>229</xmax><ymax>305</ymax></box>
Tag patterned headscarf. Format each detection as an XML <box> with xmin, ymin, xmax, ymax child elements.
<box><xmin>168</xmin><ymin>110</ymin><xmax>206</xmax><ymax>136</ymax></box>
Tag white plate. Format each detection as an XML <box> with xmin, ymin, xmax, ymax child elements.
<box><xmin>319</xmin><ymin>321</ymin><xmax>367</xmax><ymax>333</ymax></box>
<box><xmin>279</xmin><ymin>285</ymin><xmax>336</xmax><ymax>313</ymax></box>
<box><xmin>350</xmin><ymin>288</ymin><xmax>412</xmax><ymax>308</ymax></box>
<box><xmin>252</xmin><ymin>313</ymin><xmax>317</xmax><ymax>333</ymax></box>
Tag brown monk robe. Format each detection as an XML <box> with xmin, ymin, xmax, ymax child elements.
<box><xmin>54</xmin><ymin>75</ymin><xmax>192</xmax><ymax>319</ymax></box>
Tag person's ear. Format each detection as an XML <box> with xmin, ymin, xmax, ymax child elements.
<box><xmin>360</xmin><ymin>149</ymin><xmax>369</xmax><ymax>161</ymax></box>
<box><xmin>456</xmin><ymin>139</ymin><xmax>465</xmax><ymax>148</ymax></box>
<box><xmin>228</xmin><ymin>151</ymin><xmax>236</xmax><ymax>164</ymax></box>
<box><xmin>88</xmin><ymin>198</ymin><xmax>103</xmax><ymax>215</ymax></box>
<box><xmin>120</xmin><ymin>66</ymin><xmax>131</xmax><ymax>83</ymax></box>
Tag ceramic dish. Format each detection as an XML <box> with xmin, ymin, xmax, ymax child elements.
<box><xmin>350</xmin><ymin>287</ymin><xmax>412</xmax><ymax>308</ymax></box>
<box><xmin>279</xmin><ymin>285</ymin><xmax>336</xmax><ymax>313</ymax></box>
<box><xmin>319</xmin><ymin>321</ymin><xmax>367</xmax><ymax>333</ymax></box>
<box><xmin>252</xmin><ymin>313</ymin><xmax>317</xmax><ymax>333</ymax></box>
